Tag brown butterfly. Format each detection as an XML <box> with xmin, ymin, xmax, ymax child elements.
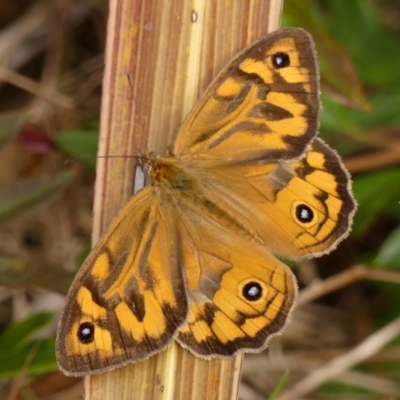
<box><xmin>56</xmin><ymin>28</ymin><xmax>356</xmax><ymax>376</ymax></box>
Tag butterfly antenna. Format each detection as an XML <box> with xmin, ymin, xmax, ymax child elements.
<box><xmin>65</xmin><ymin>155</ymin><xmax>140</xmax><ymax>165</ymax></box>
<box><xmin>66</xmin><ymin>75</ymin><xmax>149</xmax><ymax>166</ymax></box>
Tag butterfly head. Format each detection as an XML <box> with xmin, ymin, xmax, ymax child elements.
<box><xmin>139</xmin><ymin>151</ymin><xmax>160</xmax><ymax>176</ymax></box>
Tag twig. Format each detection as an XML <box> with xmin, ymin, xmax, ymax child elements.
<box><xmin>0</xmin><ymin>67</ymin><xmax>73</xmax><ymax>108</ymax></box>
<box><xmin>277</xmin><ymin>316</ymin><xmax>400</xmax><ymax>399</ymax></box>
<box><xmin>297</xmin><ymin>264</ymin><xmax>400</xmax><ymax>306</ymax></box>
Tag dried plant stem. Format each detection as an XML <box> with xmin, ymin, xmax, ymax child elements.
<box><xmin>85</xmin><ymin>0</ymin><xmax>283</xmax><ymax>399</ymax></box>
<box><xmin>277</xmin><ymin>264</ymin><xmax>400</xmax><ymax>398</ymax></box>
<box><xmin>345</xmin><ymin>147</ymin><xmax>400</xmax><ymax>174</ymax></box>
<box><xmin>274</xmin><ymin>356</ymin><xmax>400</xmax><ymax>397</ymax></box>
<box><xmin>0</xmin><ymin>67</ymin><xmax>73</xmax><ymax>108</ymax></box>
<box><xmin>277</xmin><ymin>316</ymin><xmax>400</xmax><ymax>399</ymax></box>
<box><xmin>298</xmin><ymin>264</ymin><xmax>400</xmax><ymax>306</ymax></box>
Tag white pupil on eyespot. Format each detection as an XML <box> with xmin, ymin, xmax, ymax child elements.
<box><xmin>248</xmin><ymin>285</ymin><xmax>260</xmax><ymax>297</ymax></box>
<box><xmin>301</xmin><ymin>208</ymin><xmax>310</xmax><ymax>220</ymax></box>
<box><xmin>82</xmin><ymin>327</ymin><xmax>91</xmax><ymax>336</ymax></box>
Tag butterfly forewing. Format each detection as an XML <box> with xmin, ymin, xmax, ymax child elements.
<box><xmin>56</xmin><ymin>187</ymin><xmax>188</xmax><ymax>376</ymax></box>
<box><xmin>173</xmin><ymin>28</ymin><xmax>319</xmax><ymax>165</ymax></box>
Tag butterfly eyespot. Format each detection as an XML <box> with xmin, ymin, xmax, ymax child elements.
<box><xmin>242</xmin><ymin>281</ymin><xmax>263</xmax><ymax>302</ymax></box>
<box><xmin>77</xmin><ymin>322</ymin><xmax>95</xmax><ymax>344</ymax></box>
<box><xmin>292</xmin><ymin>201</ymin><xmax>319</xmax><ymax>228</ymax></box>
<box><xmin>272</xmin><ymin>52</ymin><xmax>290</xmax><ymax>69</ymax></box>
<box><xmin>296</xmin><ymin>204</ymin><xmax>313</xmax><ymax>222</ymax></box>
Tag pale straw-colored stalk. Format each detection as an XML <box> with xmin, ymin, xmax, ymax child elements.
<box><xmin>86</xmin><ymin>1</ymin><xmax>283</xmax><ymax>398</ymax></box>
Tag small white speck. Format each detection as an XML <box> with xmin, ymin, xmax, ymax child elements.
<box><xmin>191</xmin><ymin>10</ymin><xmax>197</xmax><ymax>22</ymax></box>
<box><xmin>82</xmin><ymin>327</ymin><xmax>91</xmax><ymax>336</ymax></box>
<box><xmin>134</xmin><ymin>165</ymin><xmax>145</xmax><ymax>193</ymax></box>
<box><xmin>248</xmin><ymin>285</ymin><xmax>260</xmax><ymax>297</ymax></box>
<box><xmin>301</xmin><ymin>208</ymin><xmax>310</xmax><ymax>220</ymax></box>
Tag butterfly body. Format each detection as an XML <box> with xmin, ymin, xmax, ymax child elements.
<box><xmin>148</xmin><ymin>154</ymin><xmax>202</xmax><ymax>195</ymax></box>
<box><xmin>57</xmin><ymin>28</ymin><xmax>356</xmax><ymax>376</ymax></box>
<box><xmin>145</xmin><ymin>153</ymin><xmax>260</xmax><ymax>243</ymax></box>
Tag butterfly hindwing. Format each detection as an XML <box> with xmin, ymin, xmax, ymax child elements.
<box><xmin>249</xmin><ymin>138</ymin><xmax>356</xmax><ymax>257</ymax></box>
<box><xmin>170</xmin><ymin>201</ymin><xmax>296</xmax><ymax>356</ymax></box>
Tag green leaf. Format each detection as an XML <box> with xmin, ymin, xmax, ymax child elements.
<box><xmin>268</xmin><ymin>370</ymin><xmax>290</xmax><ymax>400</ymax></box>
<box><xmin>283</xmin><ymin>1</ymin><xmax>370</xmax><ymax>111</ymax></box>
<box><xmin>0</xmin><ymin>312</ymin><xmax>57</xmax><ymax>377</ymax></box>
<box><xmin>0</xmin><ymin>338</ymin><xmax>57</xmax><ymax>378</ymax></box>
<box><xmin>0</xmin><ymin>312</ymin><xmax>53</xmax><ymax>350</ymax></box>
<box><xmin>284</xmin><ymin>0</ymin><xmax>400</xmax><ymax>137</ymax></box>
<box><xmin>322</xmin><ymin>0</ymin><xmax>400</xmax><ymax>88</ymax></box>
<box><xmin>351</xmin><ymin>168</ymin><xmax>400</xmax><ymax>235</ymax></box>
<box><xmin>55</xmin><ymin>129</ymin><xmax>99</xmax><ymax>169</ymax></box>
<box><xmin>374</xmin><ymin>225</ymin><xmax>400</xmax><ymax>269</ymax></box>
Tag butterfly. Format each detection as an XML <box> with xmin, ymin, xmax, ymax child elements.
<box><xmin>56</xmin><ymin>27</ymin><xmax>356</xmax><ymax>376</ymax></box>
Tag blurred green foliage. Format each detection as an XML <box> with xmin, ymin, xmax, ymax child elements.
<box><xmin>284</xmin><ymin>0</ymin><xmax>400</xmax><ymax>261</ymax></box>
<box><xmin>0</xmin><ymin>313</ymin><xmax>56</xmax><ymax>377</ymax></box>
<box><xmin>284</xmin><ymin>0</ymin><xmax>400</xmax><ymax>397</ymax></box>
<box><xmin>55</xmin><ymin>129</ymin><xmax>99</xmax><ymax>169</ymax></box>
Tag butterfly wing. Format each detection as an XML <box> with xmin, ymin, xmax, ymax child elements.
<box><xmin>239</xmin><ymin>138</ymin><xmax>356</xmax><ymax>257</ymax></box>
<box><xmin>56</xmin><ymin>187</ymin><xmax>188</xmax><ymax>376</ymax></box>
<box><xmin>170</xmin><ymin>195</ymin><xmax>296</xmax><ymax>356</ymax></box>
<box><xmin>173</xmin><ymin>28</ymin><xmax>319</xmax><ymax>165</ymax></box>
<box><xmin>184</xmin><ymin>138</ymin><xmax>356</xmax><ymax>259</ymax></box>
<box><xmin>172</xmin><ymin>27</ymin><xmax>355</xmax><ymax>258</ymax></box>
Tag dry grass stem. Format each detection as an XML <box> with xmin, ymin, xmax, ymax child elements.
<box><xmin>298</xmin><ymin>264</ymin><xmax>400</xmax><ymax>306</ymax></box>
<box><xmin>0</xmin><ymin>67</ymin><xmax>73</xmax><ymax>108</ymax></box>
<box><xmin>345</xmin><ymin>147</ymin><xmax>400</xmax><ymax>174</ymax></box>
<box><xmin>334</xmin><ymin>370</ymin><xmax>400</xmax><ymax>397</ymax></box>
<box><xmin>85</xmin><ymin>0</ymin><xmax>283</xmax><ymax>399</ymax></box>
<box><xmin>277</xmin><ymin>316</ymin><xmax>400</xmax><ymax>399</ymax></box>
